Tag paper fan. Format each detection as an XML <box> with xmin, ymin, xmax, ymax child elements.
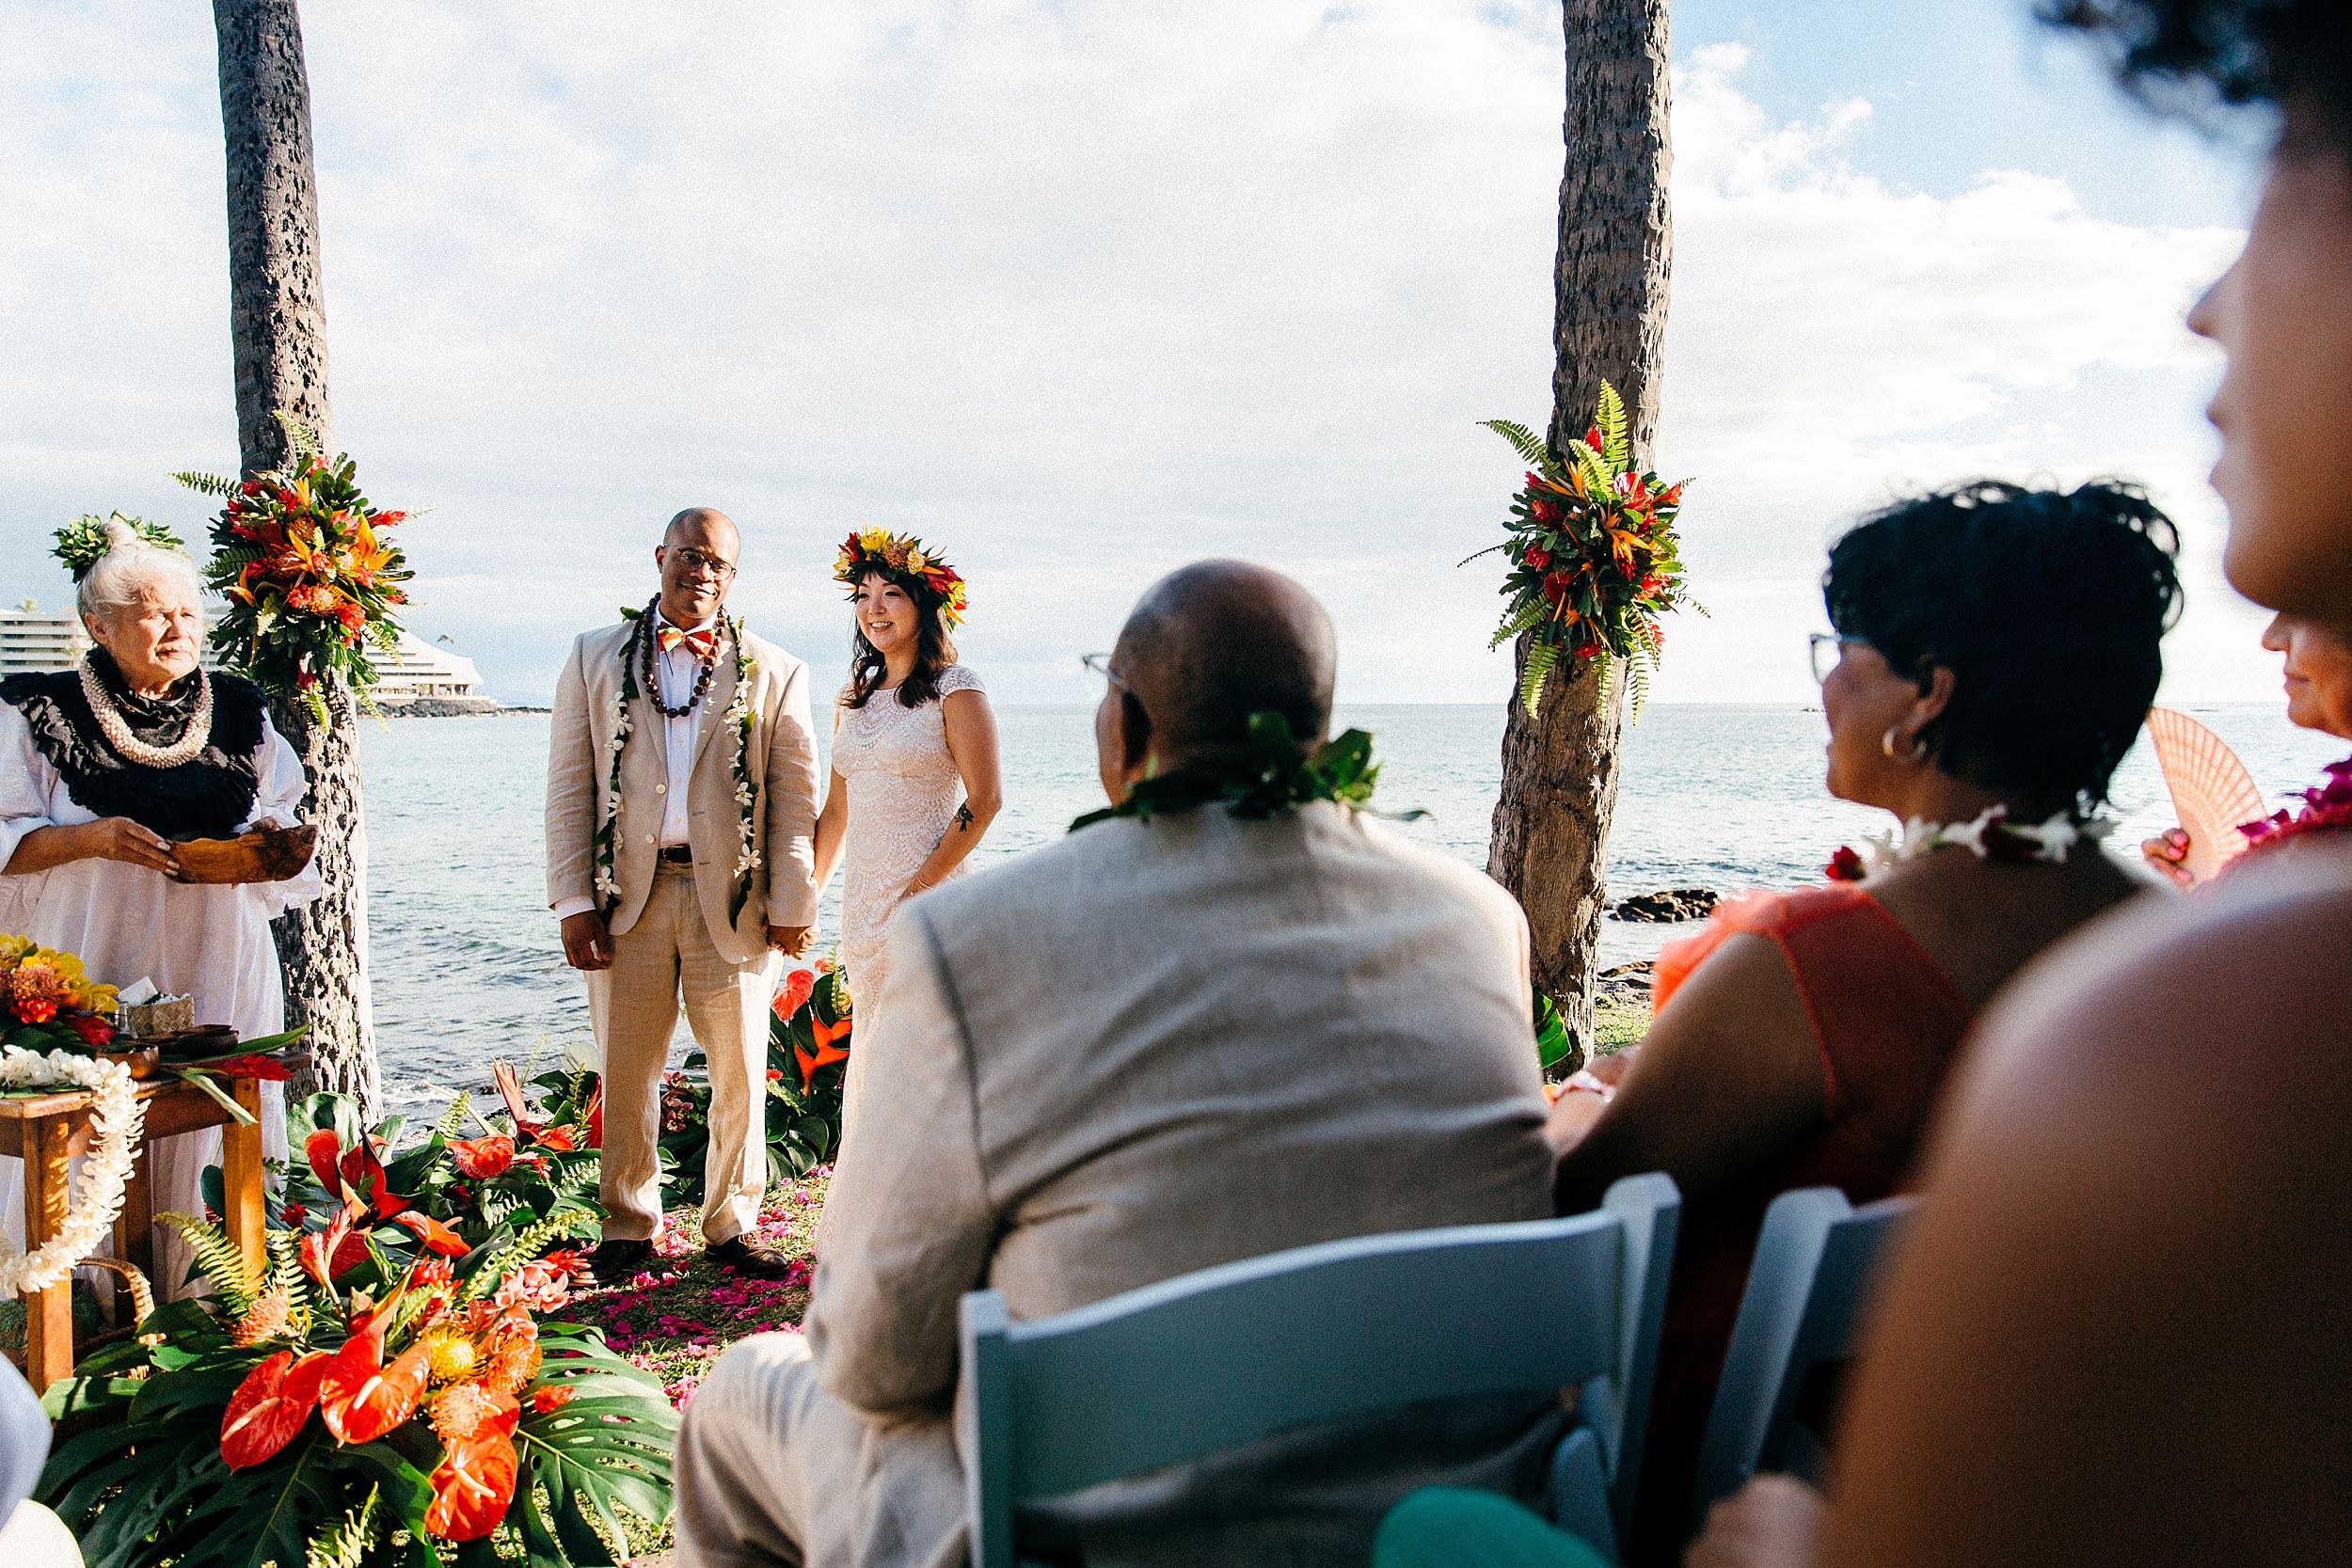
<box><xmin>2146</xmin><ymin>707</ymin><xmax>2267</xmax><ymax>883</ymax></box>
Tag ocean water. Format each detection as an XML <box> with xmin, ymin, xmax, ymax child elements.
<box><xmin>358</xmin><ymin>703</ymin><xmax>2348</xmax><ymax>1113</ymax></box>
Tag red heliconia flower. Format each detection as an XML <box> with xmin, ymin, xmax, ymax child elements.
<box><xmin>449</xmin><ymin>1134</ymin><xmax>514</xmax><ymax>1180</ymax></box>
<box><xmin>534</xmin><ymin>1125</ymin><xmax>577</xmax><ymax>1153</ymax></box>
<box><xmin>319</xmin><ymin>1313</ymin><xmax>432</xmax><ymax>1445</ymax></box>
<box><xmin>408</xmin><ymin>1255</ymin><xmax>456</xmax><ymax>1291</ymax></box>
<box><xmin>490</xmin><ymin>1061</ymin><xmax>546</xmax><ymax>1138</ymax></box>
<box><xmin>391</xmin><ymin>1210</ymin><xmax>470</xmax><ymax>1258</ymax></box>
<box><xmin>240</xmin><ymin>478</ymin><xmax>263</xmax><ymax>497</ymax></box>
<box><xmin>530</xmin><ymin>1384</ymin><xmax>574</xmax><ymax>1415</ymax></box>
<box><xmin>1826</xmin><ymin>846</ymin><xmax>1867</xmax><ymax>883</ymax></box>
<box><xmin>300</xmin><ymin>1201</ymin><xmax>369</xmax><ymax>1287</ymax></box>
<box><xmin>1521</xmin><ymin>546</ymin><xmax>1551</xmax><ymax>572</ymax></box>
<box><xmin>425</xmin><ymin>1431</ymin><xmax>518</xmax><ymax>1541</ymax></box>
<box><xmin>66</xmin><ymin>1011</ymin><xmax>115</xmax><ymax>1046</ymax></box>
<box><xmin>220</xmin><ymin>1348</ymin><xmax>331</xmax><ymax>1470</ymax></box>
<box><xmin>795</xmin><ymin>1012</ymin><xmax>853</xmax><ymax>1091</ymax></box>
<box><xmin>584</xmin><ymin>1086</ymin><xmax>602</xmax><ymax>1150</ymax></box>
<box><xmin>772</xmin><ymin>968</ymin><xmax>817</xmax><ymax>1022</ymax></box>
<box><xmin>202</xmin><ymin>1053</ymin><xmax>294</xmax><ymax>1081</ymax></box>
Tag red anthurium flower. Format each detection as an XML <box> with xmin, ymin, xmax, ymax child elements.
<box><xmin>220</xmin><ymin>1349</ymin><xmax>331</xmax><ymax>1469</ymax></box>
<box><xmin>305</xmin><ymin>1128</ymin><xmax>344</xmax><ymax>1196</ymax></box>
<box><xmin>447</xmin><ymin>1132</ymin><xmax>513</xmax><ymax>1184</ymax></box>
<box><xmin>301</xmin><ymin>1202</ymin><xmax>367</xmax><ymax>1288</ymax></box>
<box><xmin>534</xmin><ymin>1125</ymin><xmax>577</xmax><ymax>1152</ymax></box>
<box><xmin>449</xmin><ymin>1134</ymin><xmax>514</xmax><ymax>1180</ymax></box>
<box><xmin>773</xmin><ymin>968</ymin><xmax>816</xmax><ymax>1022</ymax></box>
<box><xmin>391</xmin><ymin>1211</ymin><xmax>470</xmax><ymax>1258</ymax></box>
<box><xmin>337</xmin><ymin>1140</ymin><xmax>406</xmax><ymax>1221</ymax></box>
<box><xmin>424</xmin><ymin>1430</ymin><xmax>518</xmax><ymax>1541</ymax></box>
<box><xmin>319</xmin><ymin>1315</ymin><xmax>432</xmax><ymax>1445</ymax></box>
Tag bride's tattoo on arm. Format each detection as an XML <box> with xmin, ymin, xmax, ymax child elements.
<box><xmin>955</xmin><ymin>803</ymin><xmax>976</xmax><ymax>832</ymax></box>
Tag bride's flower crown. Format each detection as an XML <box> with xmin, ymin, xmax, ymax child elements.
<box><xmin>834</xmin><ymin>527</ymin><xmax>968</xmax><ymax>631</ymax></box>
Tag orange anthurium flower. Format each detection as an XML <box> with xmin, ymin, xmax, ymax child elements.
<box><xmin>319</xmin><ymin>1313</ymin><xmax>432</xmax><ymax>1444</ymax></box>
<box><xmin>424</xmin><ymin>1430</ymin><xmax>518</xmax><ymax>1541</ymax></box>
<box><xmin>221</xmin><ymin>1349</ymin><xmax>331</xmax><ymax>1470</ymax></box>
<box><xmin>390</xmin><ymin>1210</ymin><xmax>470</xmax><ymax>1258</ymax></box>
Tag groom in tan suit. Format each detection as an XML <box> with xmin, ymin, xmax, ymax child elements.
<box><xmin>675</xmin><ymin>562</ymin><xmax>1560</xmax><ymax>1568</ymax></box>
<box><xmin>546</xmin><ymin>507</ymin><xmax>820</xmax><ymax>1283</ymax></box>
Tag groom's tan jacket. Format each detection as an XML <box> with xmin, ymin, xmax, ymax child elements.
<box><xmin>793</xmin><ymin>800</ymin><xmax>1561</xmax><ymax>1568</ymax></box>
<box><xmin>544</xmin><ymin>619</ymin><xmax>821</xmax><ymax>966</ymax></box>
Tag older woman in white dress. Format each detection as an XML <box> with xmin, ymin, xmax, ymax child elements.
<box><xmin>0</xmin><ymin>521</ymin><xmax>317</xmax><ymax>1291</ymax></box>
<box><xmin>811</xmin><ymin>531</ymin><xmax>1001</xmax><ymax>1138</ymax></box>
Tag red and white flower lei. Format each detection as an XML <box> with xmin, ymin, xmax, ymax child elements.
<box><xmin>1826</xmin><ymin>806</ymin><xmax>2114</xmax><ymax>883</ymax></box>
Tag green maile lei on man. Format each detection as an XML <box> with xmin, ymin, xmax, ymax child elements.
<box><xmin>591</xmin><ymin>602</ymin><xmax>764</xmax><ymax>923</ymax></box>
<box><xmin>1071</xmin><ymin>712</ymin><xmax>1424</xmax><ymax>832</ymax></box>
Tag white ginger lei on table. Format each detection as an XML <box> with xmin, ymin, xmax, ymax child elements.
<box><xmin>829</xmin><ymin>664</ymin><xmax>983</xmax><ymax>1012</ymax></box>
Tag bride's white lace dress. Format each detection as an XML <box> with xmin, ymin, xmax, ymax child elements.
<box><xmin>830</xmin><ymin>664</ymin><xmax>984</xmax><ymax>1126</ymax></box>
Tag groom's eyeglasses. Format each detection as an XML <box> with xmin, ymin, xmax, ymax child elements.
<box><xmin>670</xmin><ymin>546</ymin><xmax>737</xmax><ymax>580</ymax></box>
<box><xmin>1080</xmin><ymin>652</ymin><xmax>1129</xmax><ymax>691</ymax></box>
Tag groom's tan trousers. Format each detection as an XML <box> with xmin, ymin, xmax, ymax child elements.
<box><xmin>589</xmin><ymin>864</ymin><xmax>779</xmax><ymax>1245</ymax></box>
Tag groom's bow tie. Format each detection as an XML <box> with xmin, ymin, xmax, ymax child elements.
<box><xmin>658</xmin><ymin>624</ymin><xmax>718</xmax><ymax>660</ymax></box>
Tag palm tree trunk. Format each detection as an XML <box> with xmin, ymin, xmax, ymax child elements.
<box><xmin>1487</xmin><ymin>0</ymin><xmax>1673</xmax><ymax>1063</ymax></box>
<box><xmin>214</xmin><ymin>0</ymin><xmax>377</xmax><ymax>1110</ymax></box>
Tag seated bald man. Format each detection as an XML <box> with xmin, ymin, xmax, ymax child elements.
<box><xmin>676</xmin><ymin>562</ymin><xmax>1560</xmax><ymax>1568</ymax></box>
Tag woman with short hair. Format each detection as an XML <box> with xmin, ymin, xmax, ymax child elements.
<box><xmin>1546</xmin><ymin>479</ymin><xmax>2183</xmax><ymax>1563</ymax></box>
<box><xmin>0</xmin><ymin>519</ymin><xmax>317</xmax><ymax>1287</ymax></box>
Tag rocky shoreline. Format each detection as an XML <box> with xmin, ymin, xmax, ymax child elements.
<box><xmin>377</xmin><ymin>698</ymin><xmax>545</xmax><ymax>718</ymax></box>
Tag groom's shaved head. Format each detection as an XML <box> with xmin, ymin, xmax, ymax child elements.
<box><xmin>665</xmin><ymin>507</ymin><xmax>739</xmax><ymax>556</ymax></box>
<box><xmin>1115</xmin><ymin>561</ymin><xmax>1337</xmax><ymax>762</ymax></box>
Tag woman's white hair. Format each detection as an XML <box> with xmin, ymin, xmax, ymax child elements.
<box><xmin>76</xmin><ymin>518</ymin><xmax>204</xmax><ymax>625</ymax></box>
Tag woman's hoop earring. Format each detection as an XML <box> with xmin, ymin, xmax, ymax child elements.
<box><xmin>1881</xmin><ymin>726</ymin><xmax>1906</xmax><ymax>762</ymax></box>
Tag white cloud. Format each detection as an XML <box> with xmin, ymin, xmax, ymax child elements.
<box><xmin>0</xmin><ymin>5</ymin><xmax>2263</xmax><ymax>705</ymax></box>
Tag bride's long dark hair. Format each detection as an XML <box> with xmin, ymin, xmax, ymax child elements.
<box><xmin>844</xmin><ymin>569</ymin><xmax>960</xmax><ymax>709</ymax></box>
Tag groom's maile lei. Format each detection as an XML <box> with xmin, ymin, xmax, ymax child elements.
<box><xmin>542</xmin><ymin>508</ymin><xmax>820</xmax><ymax>1284</ymax></box>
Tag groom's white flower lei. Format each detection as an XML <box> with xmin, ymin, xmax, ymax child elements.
<box><xmin>591</xmin><ymin>606</ymin><xmax>763</xmax><ymax>919</ymax></box>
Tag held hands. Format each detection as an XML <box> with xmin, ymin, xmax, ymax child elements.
<box><xmin>767</xmin><ymin>926</ymin><xmax>813</xmax><ymax>958</ymax></box>
<box><xmin>82</xmin><ymin>816</ymin><xmax>181</xmax><ymax>878</ymax></box>
<box><xmin>561</xmin><ymin>911</ymin><xmax>616</xmax><ymax>972</ymax></box>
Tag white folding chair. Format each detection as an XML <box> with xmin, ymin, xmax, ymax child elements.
<box><xmin>959</xmin><ymin>1172</ymin><xmax>1679</xmax><ymax>1568</ymax></box>
<box><xmin>1690</xmin><ymin>1186</ymin><xmax>1915</xmax><ymax>1526</ymax></box>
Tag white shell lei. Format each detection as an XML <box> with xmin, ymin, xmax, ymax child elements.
<box><xmin>1849</xmin><ymin>806</ymin><xmax>2116</xmax><ymax>880</ymax></box>
<box><xmin>0</xmin><ymin>1047</ymin><xmax>145</xmax><ymax>1297</ymax></box>
<box><xmin>79</xmin><ymin>655</ymin><xmax>213</xmax><ymax>768</ymax></box>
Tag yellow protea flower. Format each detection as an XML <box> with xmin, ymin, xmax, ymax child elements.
<box><xmin>420</xmin><ymin>1328</ymin><xmax>481</xmax><ymax>1386</ymax></box>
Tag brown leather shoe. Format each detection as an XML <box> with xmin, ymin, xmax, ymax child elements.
<box><xmin>707</xmin><ymin>1236</ymin><xmax>801</xmax><ymax>1280</ymax></box>
<box><xmin>581</xmin><ymin>1237</ymin><xmax>656</xmax><ymax>1289</ymax></box>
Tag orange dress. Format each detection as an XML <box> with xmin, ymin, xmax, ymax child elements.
<box><xmin>1628</xmin><ymin>884</ymin><xmax>1974</xmax><ymax>1564</ymax></box>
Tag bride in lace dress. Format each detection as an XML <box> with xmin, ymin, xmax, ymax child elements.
<box><xmin>812</xmin><ymin>531</ymin><xmax>1002</xmax><ymax>1137</ymax></box>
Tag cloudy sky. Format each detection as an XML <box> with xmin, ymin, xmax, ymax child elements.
<box><xmin>1</xmin><ymin>0</ymin><xmax>2268</xmax><ymax>705</ymax></box>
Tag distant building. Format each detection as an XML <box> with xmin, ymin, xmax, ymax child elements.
<box><xmin>0</xmin><ymin>603</ymin><xmax>488</xmax><ymax>706</ymax></box>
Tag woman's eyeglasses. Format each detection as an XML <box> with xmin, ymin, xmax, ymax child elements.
<box><xmin>1809</xmin><ymin>633</ymin><xmax>1861</xmax><ymax>685</ymax></box>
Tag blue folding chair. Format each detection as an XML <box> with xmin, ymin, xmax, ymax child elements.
<box><xmin>958</xmin><ymin>1173</ymin><xmax>1679</xmax><ymax>1568</ymax></box>
<box><xmin>1690</xmin><ymin>1186</ymin><xmax>1915</xmax><ymax>1526</ymax></box>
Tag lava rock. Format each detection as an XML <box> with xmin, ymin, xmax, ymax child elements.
<box><xmin>1595</xmin><ymin>959</ymin><xmax>1656</xmax><ymax>1007</ymax></box>
<box><xmin>1611</xmin><ymin>887</ymin><xmax>1720</xmax><ymax>924</ymax></box>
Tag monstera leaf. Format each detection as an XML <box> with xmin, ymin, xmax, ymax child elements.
<box><xmin>511</xmin><ymin>1325</ymin><xmax>680</xmax><ymax>1563</ymax></box>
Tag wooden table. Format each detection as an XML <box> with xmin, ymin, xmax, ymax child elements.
<box><xmin>0</xmin><ymin>1064</ymin><xmax>278</xmax><ymax>1391</ymax></box>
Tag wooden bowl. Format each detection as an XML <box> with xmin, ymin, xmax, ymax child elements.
<box><xmin>97</xmin><ymin>1046</ymin><xmax>161</xmax><ymax>1080</ymax></box>
<box><xmin>171</xmin><ymin>823</ymin><xmax>317</xmax><ymax>885</ymax></box>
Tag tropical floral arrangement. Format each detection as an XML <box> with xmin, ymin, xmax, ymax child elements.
<box><xmin>174</xmin><ymin>416</ymin><xmax>414</xmax><ymax>721</ymax></box>
<box><xmin>660</xmin><ymin>962</ymin><xmax>852</xmax><ymax>1205</ymax></box>
<box><xmin>0</xmin><ymin>933</ymin><xmax>119</xmax><ymax>1051</ymax></box>
<box><xmin>834</xmin><ymin>527</ymin><xmax>968</xmax><ymax>630</ymax></box>
<box><xmin>1471</xmin><ymin>382</ymin><xmax>1694</xmax><ymax>718</ymax></box>
<box><xmin>40</xmin><ymin>1063</ymin><xmax>663</xmax><ymax>1568</ymax></box>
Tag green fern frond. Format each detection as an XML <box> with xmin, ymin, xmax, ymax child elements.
<box><xmin>1488</xmin><ymin>598</ymin><xmax>1548</xmax><ymax>651</ymax></box>
<box><xmin>264</xmin><ymin>1227</ymin><xmax>315</xmax><ymax>1338</ymax></box>
<box><xmin>1596</xmin><ymin>380</ymin><xmax>1629</xmax><ymax>471</ymax></box>
<box><xmin>172</xmin><ymin>469</ymin><xmax>241</xmax><ymax>499</ymax></box>
<box><xmin>435</xmin><ymin>1091</ymin><xmax>473</xmax><ymax>1140</ymax></box>
<box><xmin>273</xmin><ymin>408</ymin><xmax>323</xmax><ymax>465</ymax></box>
<box><xmin>306</xmin><ymin>1483</ymin><xmax>377</xmax><ymax>1568</ymax></box>
<box><xmin>1571</xmin><ymin>439</ymin><xmax>1614</xmax><ymax>499</ymax></box>
<box><xmin>1481</xmin><ymin>419</ymin><xmax>1560</xmax><ymax>480</ymax></box>
<box><xmin>1625</xmin><ymin>642</ymin><xmax>1654</xmax><ymax>725</ymax></box>
<box><xmin>1518</xmin><ymin>640</ymin><xmax>1559</xmax><ymax>718</ymax></box>
<box><xmin>1589</xmin><ymin>647</ymin><xmax>1615</xmax><ymax>713</ymax></box>
<box><xmin>158</xmin><ymin>1212</ymin><xmax>260</xmax><ymax>1314</ymax></box>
